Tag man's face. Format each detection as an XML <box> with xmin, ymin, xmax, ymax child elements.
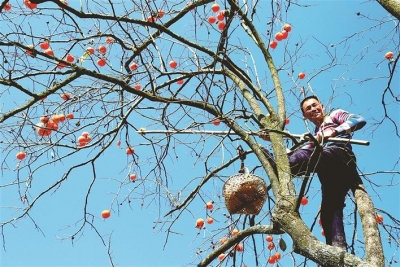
<box><xmin>302</xmin><ymin>98</ymin><xmax>325</xmax><ymax>125</ymax></box>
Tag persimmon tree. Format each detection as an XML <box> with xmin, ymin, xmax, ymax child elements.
<box><xmin>1</xmin><ymin>0</ymin><xmax>399</xmax><ymax>266</ymax></box>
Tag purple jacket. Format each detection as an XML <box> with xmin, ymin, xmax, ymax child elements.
<box><xmin>302</xmin><ymin>109</ymin><xmax>366</xmax><ymax>150</ymax></box>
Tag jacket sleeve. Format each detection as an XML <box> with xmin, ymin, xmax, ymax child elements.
<box><xmin>331</xmin><ymin>109</ymin><xmax>366</xmax><ymax>135</ymax></box>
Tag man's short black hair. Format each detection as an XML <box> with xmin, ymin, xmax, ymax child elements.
<box><xmin>300</xmin><ymin>95</ymin><xmax>320</xmax><ymax>114</ymax></box>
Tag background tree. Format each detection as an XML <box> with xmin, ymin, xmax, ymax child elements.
<box><xmin>1</xmin><ymin>0</ymin><xmax>399</xmax><ymax>266</ymax></box>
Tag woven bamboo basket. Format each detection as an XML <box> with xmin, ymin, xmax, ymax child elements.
<box><xmin>223</xmin><ymin>173</ymin><xmax>267</xmax><ymax>215</ymax></box>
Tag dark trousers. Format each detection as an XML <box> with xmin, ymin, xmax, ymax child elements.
<box><xmin>266</xmin><ymin>145</ymin><xmax>359</xmax><ymax>249</ymax></box>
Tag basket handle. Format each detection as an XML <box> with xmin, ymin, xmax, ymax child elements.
<box><xmin>237</xmin><ymin>145</ymin><xmax>246</xmax><ymax>173</ymax></box>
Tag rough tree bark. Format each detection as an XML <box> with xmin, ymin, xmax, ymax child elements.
<box><xmin>353</xmin><ymin>179</ymin><xmax>385</xmax><ymax>266</ymax></box>
<box><xmin>377</xmin><ymin>0</ymin><xmax>400</xmax><ymax>20</ymax></box>
<box><xmin>273</xmin><ymin>198</ymin><xmax>380</xmax><ymax>267</ymax></box>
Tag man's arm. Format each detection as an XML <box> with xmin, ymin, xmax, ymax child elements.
<box><xmin>330</xmin><ymin>109</ymin><xmax>367</xmax><ymax>135</ymax></box>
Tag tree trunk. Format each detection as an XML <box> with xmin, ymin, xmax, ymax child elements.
<box><xmin>273</xmin><ymin>197</ymin><xmax>378</xmax><ymax>267</ymax></box>
<box><xmin>353</xmin><ymin>179</ymin><xmax>385</xmax><ymax>266</ymax></box>
<box><xmin>377</xmin><ymin>0</ymin><xmax>400</xmax><ymax>20</ymax></box>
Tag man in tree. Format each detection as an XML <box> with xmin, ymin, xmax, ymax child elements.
<box><xmin>260</xmin><ymin>95</ymin><xmax>366</xmax><ymax>249</ymax></box>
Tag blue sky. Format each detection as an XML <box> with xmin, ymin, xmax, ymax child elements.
<box><xmin>1</xmin><ymin>1</ymin><xmax>399</xmax><ymax>266</ymax></box>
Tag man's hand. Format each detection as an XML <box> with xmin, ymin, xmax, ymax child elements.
<box><xmin>258</xmin><ymin>131</ymin><xmax>270</xmax><ymax>141</ymax></box>
<box><xmin>316</xmin><ymin>129</ymin><xmax>337</xmax><ymax>142</ymax></box>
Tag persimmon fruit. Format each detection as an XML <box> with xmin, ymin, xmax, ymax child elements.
<box><xmin>195</xmin><ymin>218</ymin><xmax>204</xmax><ymax>228</ymax></box>
<box><xmin>40</xmin><ymin>41</ymin><xmax>50</xmax><ymax>50</ymax></box>
<box><xmin>24</xmin><ymin>0</ymin><xmax>37</xmax><ymax>9</ymax></box>
<box><xmin>275</xmin><ymin>32</ymin><xmax>283</xmax><ymax>41</ymax></box>
<box><xmin>126</xmin><ymin>147</ymin><xmax>134</xmax><ymax>155</ymax></box>
<box><xmin>97</xmin><ymin>58</ymin><xmax>106</xmax><ymax>67</ymax></box>
<box><xmin>235</xmin><ymin>244</ymin><xmax>244</xmax><ymax>252</ymax></box>
<box><xmin>26</xmin><ymin>45</ymin><xmax>35</xmax><ymax>56</ymax></box>
<box><xmin>376</xmin><ymin>214</ymin><xmax>383</xmax><ymax>224</ymax></box>
<box><xmin>267</xmin><ymin>242</ymin><xmax>275</xmax><ymax>250</ymax></box>
<box><xmin>101</xmin><ymin>210</ymin><xmax>111</xmax><ymax>219</ymax></box>
<box><xmin>61</xmin><ymin>93</ymin><xmax>70</xmax><ymax>101</ymax></box>
<box><xmin>208</xmin><ymin>16</ymin><xmax>216</xmax><ymax>24</ymax></box>
<box><xmin>16</xmin><ymin>151</ymin><xmax>27</xmax><ymax>161</ymax></box>
<box><xmin>385</xmin><ymin>51</ymin><xmax>394</xmax><ymax>60</ymax></box>
<box><xmin>301</xmin><ymin>196</ymin><xmax>308</xmax><ymax>205</ymax></box>
<box><xmin>281</xmin><ymin>30</ymin><xmax>288</xmax><ymax>39</ymax></box>
<box><xmin>52</xmin><ymin>115</ymin><xmax>60</xmax><ymax>123</ymax></box>
<box><xmin>147</xmin><ymin>16</ymin><xmax>157</xmax><ymax>22</ymax></box>
<box><xmin>217</xmin><ymin>21</ymin><xmax>225</xmax><ymax>30</ymax></box>
<box><xmin>47</xmin><ymin>120</ymin><xmax>58</xmax><ymax>131</ymax></box>
<box><xmin>219</xmin><ymin>237</ymin><xmax>227</xmax><ymax>245</ymax></box>
<box><xmin>86</xmin><ymin>47</ymin><xmax>95</xmax><ymax>55</ymax></box>
<box><xmin>105</xmin><ymin>37</ymin><xmax>114</xmax><ymax>44</ymax></box>
<box><xmin>4</xmin><ymin>3</ymin><xmax>11</xmax><ymax>11</ymax></box>
<box><xmin>268</xmin><ymin>255</ymin><xmax>277</xmax><ymax>264</ymax></box>
<box><xmin>217</xmin><ymin>12</ymin><xmax>224</xmax><ymax>21</ymax></box>
<box><xmin>283</xmin><ymin>24</ymin><xmax>292</xmax><ymax>32</ymax></box>
<box><xmin>57</xmin><ymin>62</ymin><xmax>67</xmax><ymax>69</ymax></box>
<box><xmin>157</xmin><ymin>10</ymin><xmax>165</xmax><ymax>18</ymax></box>
<box><xmin>269</xmin><ymin>41</ymin><xmax>278</xmax><ymax>49</ymax></box>
<box><xmin>98</xmin><ymin>45</ymin><xmax>107</xmax><ymax>54</ymax></box>
<box><xmin>66</xmin><ymin>54</ymin><xmax>75</xmax><ymax>63</ymax></box>
<box><xmin>36</xmin><ymin>123</ymin><xmax>52</xmax><ymax>136</ymax></box>
<box><xmin>130</xmin><ymin>62</ymin><xmax>138</xmax><ymax>70</ymax></box>
<box><xmin>44</xmin><ymin>49</ymin><xmax>54</xmax><ymax>56</ymax></box>
<box><xmin>211</xmin><ymin>3</ymin><xmax>220</xmax><ymax>12</ymax></box>
<box><xmin>169</xmin><ymin>60</ymin><xmax>178</xmax><ymax>68</ymax></box>
<box><xmin>40</xmin><ymin>116</ymin><xmax>50</xmax><ymax>123</ymax></box>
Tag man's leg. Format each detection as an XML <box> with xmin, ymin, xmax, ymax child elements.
<box><xmin>263</xmin><ymin>146</ymin><xmax>321</xmax><ymax>177</ymax></box>
<box><xmin>318</xmin><ymin>146</ymin><xmax>357</xmax><ymax>249</ymax></box>
<box><xmin>320</xmin><ymin>186</ymin><xmax>348</xmax><ymax>249</ymax></box>
<box><xmin>332</xmin><ymin>209</ymin><xmax>347</xmax><ymax>248</ymax></box>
